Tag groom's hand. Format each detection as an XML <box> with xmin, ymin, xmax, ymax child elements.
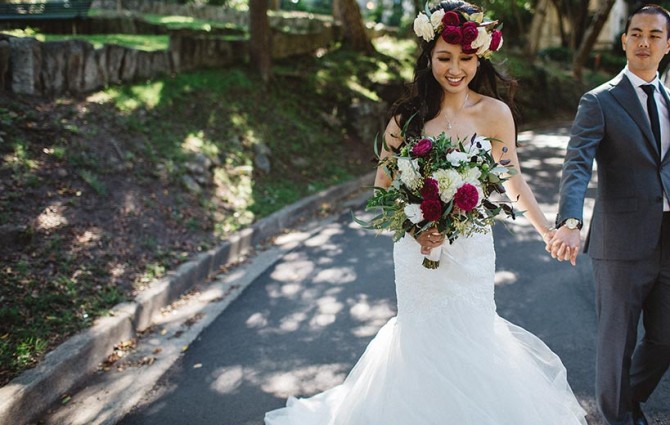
<box><xmin>547</xmin><ymin>227</ymin><xmax>581</xmax><ymax>266</ymax></box>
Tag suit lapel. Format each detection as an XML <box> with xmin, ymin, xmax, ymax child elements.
<box><xmin>609</xmin><ymin>72</ymin><xmax>660</xmax><ymax>158</ymax></box>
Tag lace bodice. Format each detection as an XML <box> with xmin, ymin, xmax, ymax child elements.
<box><xmin>392</xmin><ymin>135</ymin><xmax>497</xmax><ymax>323</ymax></box>
<box><xmin>393</xmin><ymin>231</ymin><xmax>496</xmax><ymax>323</ymax></box>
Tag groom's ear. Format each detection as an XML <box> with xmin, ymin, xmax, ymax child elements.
<box><xmin>621</xmin><ymin>33</ymin><xmax>627</xmax><ymax>51</ymax></box>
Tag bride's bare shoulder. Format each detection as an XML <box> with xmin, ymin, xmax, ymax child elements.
<box><xmin>472</xmin><ymin>94</ymin><xmax>514</xmax><ymax>135</ymax></box>
<box><xmin>476</xmin><ymin>95</ymin><xmax>512</xmax><ymax>120</ymax></box>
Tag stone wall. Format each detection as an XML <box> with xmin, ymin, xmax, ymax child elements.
<box><xmin>90</xmin><ymin>1</ymin><xmax>338</xmax><ymax>35</ymax></box>
<box><xmin>0</xmin><ymin>21</ymin><xmax>340</xmax><ymax>97</ymax></box>
<box><xmin>93</xmin><ymin>0</ymin><xmax>250</xmax><ymax>28</ymax></box>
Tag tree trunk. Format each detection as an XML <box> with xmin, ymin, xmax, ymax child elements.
<box><xmin>509</xmin><ymin>0</ymin><xmax>525</xmax><ymax>44</ymax></box>
<box><xmin>567</xmin><ymin>0</ymin><xmax>589</xmax><ymax>50</ymax></box>
<box><xmin>572</xmin><ymin>0</ymin><xmax>616</xmax><ymax>80</ymax></box>
<box><xmin>250</xmin><ymin>0</ymin><xmax>272</xmax><ymax>82</ymax></box>
<box><xmin>548</xmin><ymin>0</ymin><xmax>562</xmax><ymax>45</ymax></box>
<box><xmin>333</xmin><ymin>0</ymin><xmax>375</xmax><ymax>53</ymax></box>
<box><xmin>525</xmin><ymin>0</ymin><xmax>550</xmax><ymax>56</ymax></box>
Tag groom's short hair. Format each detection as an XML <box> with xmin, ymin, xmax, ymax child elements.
<box><xmin>625</xmin><ymin>4</ymin><xmax>670</xmax><ymax>37</ymax></box>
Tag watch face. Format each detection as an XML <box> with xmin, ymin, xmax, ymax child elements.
<box><xmin>566</xmin><ymin>218</ymin><xmax>579</xmax><ymax>229</ymax></box>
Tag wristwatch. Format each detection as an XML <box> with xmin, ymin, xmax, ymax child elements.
<box><xmin>558</xmin><ymin>218</ymin><xmax>582</xmax><ymax>230</ymax></box>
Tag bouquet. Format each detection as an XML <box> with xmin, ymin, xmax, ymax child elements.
<box><xmin>356</xmin><ymin>121</ymin><xmax>519</xmax><ymax>269</ymax></box>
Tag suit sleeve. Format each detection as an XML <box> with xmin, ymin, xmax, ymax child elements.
<box><xmin>557</xmin><ymin>91</ymin><xmax>604</xmax><ymax>224</ymax></box>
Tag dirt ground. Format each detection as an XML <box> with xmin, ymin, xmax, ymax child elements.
<box><xmin>0</xmin><ymin>92</ymin><xmax>373</xmax><ymax>385</ymax></box>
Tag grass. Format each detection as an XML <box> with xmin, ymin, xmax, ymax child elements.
<box><xmin>1</xmin><ymin>27</ymin><xmax>169</xmax><ymax>50</ymax></box>
<box><xmin>140</xmin><ymin>12</ymin><xmax>246</xmax><ymax>33</ymax></box>
<box><xmin>0</xmin><ymin>30</ymin><xmax>605</xmax><ymax>385</ymax></box>
<box><xmin>0</xmin><ymin>37</ymin><xmax>415</xmax><ymax>384</ymax></box>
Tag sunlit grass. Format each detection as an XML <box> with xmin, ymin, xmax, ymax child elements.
<box><xmin>105</xmin><ymin>81</ymin><xmax>165</xmax><ymax>112</ymax></box>
<box><xmin>5</xmin><ymin>140</ymin><xmax>38</xmax><ymax>171</ymax></box>
<box><xmin>141</xmin><ymin>13</ymin><xmax>245</xmax><ymax>33</ymax></box>
<box><xmin>182</xmin><ymin>131</ymin><xmax>221</xmax><ymax>158</ymax></box>
<box><xmin>0</xmin><ymin>28</ymin><xmax>168</xmax><ymax>51</ymax></box>
<box><xmin>373</xmin><ymin>35</ymin><xmax>416</xmax><ymax>81</ymax></box>
<box><xmin>346</xmin><ymin>78</ymin><xmax>380</xmax><ymax>101</ymax></box>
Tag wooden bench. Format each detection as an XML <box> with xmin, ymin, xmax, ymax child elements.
<box><xmin>0</xmin><ymin>0</ymin><xmax>92</xmax><ymax>20</ymax></box>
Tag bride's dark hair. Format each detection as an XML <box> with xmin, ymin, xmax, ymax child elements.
<box><xmin>389</xmin><ymin>0</ymin><xmax>518</xmax><ymax>140</ymax></box>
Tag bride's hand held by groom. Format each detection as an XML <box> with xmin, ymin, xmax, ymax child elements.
<box><xmin>545</xmin><ymin>227</ymin><xmax>580</xmax><ymax>266</ymax></box>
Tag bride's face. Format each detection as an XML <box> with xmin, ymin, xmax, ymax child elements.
<box><xmin>430</xmin><ymin>37</ymin><xmax>478</xmax><ymax>94</ymax></box>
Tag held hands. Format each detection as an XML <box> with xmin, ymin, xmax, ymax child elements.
<box><xmin>415</xmin><ymin>227</ymin><xmax>445</xmax><ymax>255</ymax></box>
<box><xmin>545</xmin><ymin>226</ymin><xmax>581</xmax><ymax>266</ymax></box>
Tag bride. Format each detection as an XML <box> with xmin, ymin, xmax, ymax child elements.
<box><xmin>265</xmin><ymin>1</ymin><xmax>587</xmax><ymax>423</ymax></box>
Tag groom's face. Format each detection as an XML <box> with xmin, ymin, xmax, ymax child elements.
<box><xmin>622</xmin><ymin>12</ymin><xmax>670</xmax><ymax>80</ymax></box>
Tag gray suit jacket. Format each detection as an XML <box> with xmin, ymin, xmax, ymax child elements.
<box><xmin>558</xmin><ymin>70</ymin><xmax>670</xmax><ymax>260</ymax></box>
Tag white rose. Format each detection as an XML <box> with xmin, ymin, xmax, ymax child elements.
<box><xmin>446</xmin><ymin>151</ymin><xmax>469</xmax><ymax>166</ymax></box>
<box><xmin>413</xmin><ymin>13</ymin><xmax>434</xmax><ymax>42</ymax></box>
<box><xmin>404</xmin><ymin>203</ymin><xmax>424</xmax><ymax>224</ymax></box>
<box><xmin>461</xmin><ymin>167</ymin><xmax>482</xmax><ymax>185</ymax></box>
<box><xmin>398</xmin><ymin>157</ymin><xmax>422</xmax><ymax>190</ymax></box>
<box><xmin>475</xmin><ymin>32</ymin><xmax>492</xmax><ymax>56</ymax></box>
<box><xmin>433</xmin><ymin>169</ymin><xmax>463</xmax><ymax>203</ymax></box>
<box><xmin>471</xmin><ymin>27</ymin><xmax>490</xmax><ymax>49</ymax></box>
<box><xmin>430</xmin><ymin>10</ymin><xmax>445</xmax><ymax>29</ymax></box>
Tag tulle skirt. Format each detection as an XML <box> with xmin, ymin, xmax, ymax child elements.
<box><xmin>264</xmin><ymin>233</ymin><xmax>587</xmax><ymax>425</ymax></box>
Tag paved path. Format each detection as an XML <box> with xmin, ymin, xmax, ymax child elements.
<box><xmin>46</xmin><ymin>125</ymin><xmax>670</xmax><ymax>425</ymax></box>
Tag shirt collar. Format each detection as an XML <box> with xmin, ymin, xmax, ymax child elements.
<box><xmin>624</xmin><ymin>66</ymin><xmax>660</xmax><ymax>90</ymax></box>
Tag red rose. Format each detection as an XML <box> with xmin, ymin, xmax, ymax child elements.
<box><xmin>489</xmin><ymin>29</ymin><xmax>503</xmax><ymax>51</ymax></box>
<box><xmin>462</xmin><ymin>21</ymin><xmax>479</xmax><ymax>44</ymax></box>
<box><xmin>454</xmin><ymin>183</ymin><xmax>479</xmax><ymax>212</ymax></box>
<box><xmin>442</xmin><ymin>11</ymin><xmax>460</xmax><ymax>26</ymax></box>
<box><xmin>441</xmin><ymin>25</ymin><xmax>463</xmax><ymax>45</ymax></box>
<box><xmin>420</xmin><ymin>178</ymin><xmax>440</xmax><ymax>200</ymax></box>
<box><xmin>420</xmin><ymin>199</ymin><xmax>442</xmax><ymax>222</ymax></box>
<box><xmin>411</xmin><ymin>138</ymin><xmax>433</xmax><ymax>157</ymax></box>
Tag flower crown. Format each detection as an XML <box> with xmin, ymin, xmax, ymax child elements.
<box><xmin>413</xmin><ymin>6</ymin><xmax>503</xmax><ymax>58</ymax></box>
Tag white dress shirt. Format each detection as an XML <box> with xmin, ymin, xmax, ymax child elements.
<box><xmin>624</xmin><ymin>67</ymin><xmax>670</xmax><ymax>211</ymax></box>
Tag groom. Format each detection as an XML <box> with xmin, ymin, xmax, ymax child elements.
<box><xmin>549</xmin><ymin>4</ymin><xmax>670</xmax><ymax>425</ymax></box>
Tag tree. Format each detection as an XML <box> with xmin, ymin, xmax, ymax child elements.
<box><xmin>525</xmin><ymin>0</ymin><xmax>550</xmax><ymax>56</ymax></box>
<box><xmin>572</xmin><ymin>0</ymin><xmax>617</xmax><ymax>80</ymax></box>
<box><xmin>249</xmin><ymin>0</ymin><xmax>272</xmax><ymax>82</ymax></box>
<box><xmin>547</xmin><ymin>0</ymin><xmax>589</xmax><ymax>49</ymax></box>
<box><xmin>482</xmin><ymin>0</ymin><xmax>534</xmax><ymax>49</ymax></box>
<box><xmin>333</xmin><ymin>0</ymin><xmax>376</xmax><ymax>53</ymax></box>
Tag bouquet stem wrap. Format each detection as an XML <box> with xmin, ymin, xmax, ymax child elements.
<box><xmin>422</xmin><ymin>246</ymin><xmax>442</xmax><ymax>269</ymax></box>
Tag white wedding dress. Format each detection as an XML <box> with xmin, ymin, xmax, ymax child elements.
<box><xmin>265</xmin><ymin>135</ymin><xmax>587</xmax><ymax>424</ymax></box>
<box><xmin>265</xmin><ymin>231</ymin><xmax>587</xmax><ymax>425</ymax></box>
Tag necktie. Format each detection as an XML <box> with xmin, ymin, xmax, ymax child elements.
<box><xmin>641</xmin><ymin>84</ymin><xmax>662</xmax><ymax>154</ymax></box>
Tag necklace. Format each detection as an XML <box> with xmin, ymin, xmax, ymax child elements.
<box><xmin>445</xmin><ymin>91</ymin><xmax>469</xmax><ymax>130</ymax></box>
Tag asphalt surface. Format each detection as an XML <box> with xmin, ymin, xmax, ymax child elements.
<box><xmin>52</xmin><ymin>125</ymin><xmax>670</xmax><ymax>425</ymax></box>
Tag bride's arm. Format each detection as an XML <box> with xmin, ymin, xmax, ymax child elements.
<box><xmin>489</xmin><ymin>103</ymin><xmax>554</xmax><ymax>241</ymax></box>
<box><xmin>374</xmin><ymin>117</ymin><xmax>441</xmax><ymax>253</ymax></box>
<box><xmin>374</xmin><ymin>117</ymin><xmax>403</xmax><ymax>189</ymax></box>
